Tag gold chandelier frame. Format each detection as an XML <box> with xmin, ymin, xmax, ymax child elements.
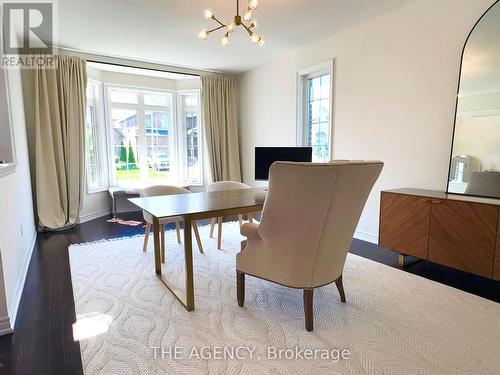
<box><xmin>198</xmin><ymin>0</ymin><xmax>266</xmax><ymax>46</ymax></box>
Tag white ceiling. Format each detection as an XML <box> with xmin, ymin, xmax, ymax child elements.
<box><xmin>58</xmin><ymin>0</ymin><xmax>413</xmax><ymax>73</ymax></box>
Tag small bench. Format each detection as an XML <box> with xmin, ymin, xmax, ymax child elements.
<box><xmin>108</xmin><ymin>186</ymin><xmax>143</xmax><ymax>218</ymax></box>
<box><xmin>108</xmin><ymin>183</ymin><xmax>190</xmax><ymax>218</ymax></box>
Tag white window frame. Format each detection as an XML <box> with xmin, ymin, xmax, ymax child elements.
<box><xmin>176</xmin><ymin>89</ymin><xmax>203</xmax><ymax>186</ymax></box>
<box><xmin>296</xmin><ymin>60</ymin><xmax>334</xmax><ymax>161</ymax></box>
<box><xmin>85</xmin><ymin>79</ymin><xmax>109</xmax><ymax>193</ymax></box>
<box><xmin>0</xmin><ymin>69</ymin><xmax>17</xmax><ymax>178</ymax></box>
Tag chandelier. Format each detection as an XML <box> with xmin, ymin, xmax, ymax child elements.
<box><xmin>198</xmin><ymin>0</ymin><xmax>266</xmax><ymax>47</ymax></box>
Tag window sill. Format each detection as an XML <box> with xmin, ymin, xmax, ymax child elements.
<box><xmin>87</xmin><ymin>186</ymin><xmax>109</xmax><ymax>195</ymax></box>
<box><xmin>0</xmin><ymin>163</ymin><xmax>16</xmax><ymax>178</ymax></box>
<box><xmin>108</xmin><ymin>180</ymin><xmax>203</xmax><ymax>190</ymax></box>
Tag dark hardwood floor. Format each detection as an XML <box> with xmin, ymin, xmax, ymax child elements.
<box><xmin>0</xmin><ymin>211</ymin><xmax>498</xmax><ymax>374</ymax></box>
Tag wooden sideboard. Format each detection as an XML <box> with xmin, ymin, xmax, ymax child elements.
<box><xmin>379</xmin><ymin>188</ymin><xmax>500</xmax><ymax>280</ymax></box>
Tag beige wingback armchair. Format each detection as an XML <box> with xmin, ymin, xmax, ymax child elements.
<box><xmin>207</xmin><ymin>181</ymin><xmax>255</xmax><ymax>249</ymax></box>
<box><xmin>142</xmin><ymin>186</ymin><xmax>203</xmax><ymax>261</ymax></box>
<box><xmin>236</xmin><ymin>161</ymin><xmax>383</xmax><ymax>331</ymax></box>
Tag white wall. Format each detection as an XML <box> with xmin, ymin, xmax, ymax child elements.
<box><xmin>0</xmin><ymin>68</ymin><xmax>37</xmax><ymax>333</ymax></box>
<box><xmin>238</xmin><ymin>0</ymin><xmax>496</xmax><ymax>243</ymax></box>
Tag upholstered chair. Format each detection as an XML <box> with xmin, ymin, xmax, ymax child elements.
<box><xmin>464</xmin><ymin>171</ymin><xmax>500</xmax><ymax>197</ymax></box>
<box><xmin>207</xmin><ymin>181</ymin><xmax>255</xmax><ymax>249</ymax></box>
<box><xmin>141</xmin><ymin>186</ymin><xmax>203</xmax><ymax>261</ymax></box>
<box><xmin>236</xmin><ymin>161</ymin><xmax>383</xmax><ymax>331</ymax></box>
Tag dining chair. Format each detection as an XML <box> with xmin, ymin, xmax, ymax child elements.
<box><xmin>206</xmin><ymin>181</ymin><xmax>255</xmax><ymax>249</ymax></box>
<box><xmin>236</xmin><ymin>160</ymin><xmax>383</xmax><ymax>331</ymax></box>
<box><xmin>141</xmin><ymin>185</ymin><xmax>204</xmax><ymax>261</ymax></box>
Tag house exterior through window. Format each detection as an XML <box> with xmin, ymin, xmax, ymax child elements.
<box><xmin>297</xmin><ymin>61</ymin><xmax>333</xmax><ymax>162</ymax></box>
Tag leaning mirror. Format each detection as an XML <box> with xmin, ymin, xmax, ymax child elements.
<box><xmin>447</xmin><ymin>1</ymin><xmax>500</xmax><ymax>199</ymax></box>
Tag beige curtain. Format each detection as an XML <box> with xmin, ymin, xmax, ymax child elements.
<box><xmin>201</xmin><ymin>75</ymin><xmax>241</xmax><ymax>182</ymax></box>
<box><xmin>24</xmin><ymin>55</ymin><xmax>87</xmax><ymax>230</ymax></box>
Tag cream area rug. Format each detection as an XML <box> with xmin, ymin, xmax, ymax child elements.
<box><xmin>69</xmin><ymin>222</ymin><xmax>500</xmax><ymax>375</ymax></box>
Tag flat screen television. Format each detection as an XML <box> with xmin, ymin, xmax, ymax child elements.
<box><xmin>255</xmin><ymin>147</ymin><xmax>313</xmax><ymax>180</ymax></box>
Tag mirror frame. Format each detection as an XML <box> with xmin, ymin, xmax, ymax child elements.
<box><xmin>446</xmin><ymin>0</ymin><xmax>500</xmax><ymax>198</ymax></box>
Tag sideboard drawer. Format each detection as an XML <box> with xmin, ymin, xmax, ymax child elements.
<box><xmin>379</xmin><ymin>192</ymin><xmax>431</xmax><ymax>259</ymax></box>
<box><xmin>428</xmin><ymin>199</ymin><xmax>497</xmax><ymax>279</ymax></box>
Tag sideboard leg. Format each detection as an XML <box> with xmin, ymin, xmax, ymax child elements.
<box><xmin>398</xmin><ymin>254</ymin><xmax>406</xmax><ymax>268</ymax></box>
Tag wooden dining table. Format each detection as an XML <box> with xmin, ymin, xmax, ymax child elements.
<box><xmin>129</xmin><ymin>188</ymin><xmax>266</xmax><ymax>311</ymax></box>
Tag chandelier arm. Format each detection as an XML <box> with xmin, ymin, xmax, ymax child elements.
<box><xmin>241</xmin><ymin>22</ymin><xmax>253</xmax><ymax>36</ymax></box>
<box><xmin>237</xmin><ymin>0</ymin><xmax>239</xmax><ymax>16</ymax></box>
<box><xmin>211</xmin><ymin>15</ymin><xmax>226</xmax><ymax>27</ymax></box>
<box><xmin>208</xmin><ymin>25</ymin><xmax>226</xmax><ymax>33</ymax></box>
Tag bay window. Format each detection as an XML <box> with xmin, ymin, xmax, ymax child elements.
<box><xmin>83</xmin><ymin>82</ymin><xmax>202</xmax><ymax>190</ymax></box>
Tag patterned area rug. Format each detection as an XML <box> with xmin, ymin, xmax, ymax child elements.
<box><xmin>69</xmin><ymin>222</ymin><xmax>500</xmax><ymax>375</ymax></box>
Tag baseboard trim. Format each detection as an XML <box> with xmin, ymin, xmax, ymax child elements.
<box><xmin>7</xmin><ymin>231</ymin><xmax>37</xmax><ymax>331</ymax></box>
<box><xmin>78</xmin><ymin>208</ymin><xmax>110</xmax><ymax>224</ymax></box>
<box><xmin>0</xmin><ymin>316</ymin><xmax>13</xmax><ymax>335</ymax></box>
<box><xmin>354</xmin><ymin>230</ymin><xmax>378</xmax><ymax>244</ymax></box>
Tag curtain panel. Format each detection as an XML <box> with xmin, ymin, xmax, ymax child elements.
<box><xmin>201</xmin><ymin>75</ymin><xmax>242</xmax><ymax>182</ymax></box>
<box><xmin>24</xmin><ymin>55</ymin><xmax>87</xmax><ymax>230</ymax></box>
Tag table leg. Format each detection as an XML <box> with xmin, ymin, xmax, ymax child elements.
<box><xmin>183</xmin><ymin>216</ymin><xmax>195</xmax><ymax>311</ymax></box>
<box><xmin>152</xmin><ymin>217</ymin><xmax>161</xmax><ymax>274</ymax></box>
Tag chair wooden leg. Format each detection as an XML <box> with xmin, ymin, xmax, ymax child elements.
<box><xmin>175</xmin><ymin>222</ymin><xmax>182</xmax><ymax>244</ymax></box>
<box><xmin>143</xmin><ymin>222</ymin><xmax>151</xmax><ymax>252</ymax></box>
<box><xmin>303</xmin><ymin>289</ymin><xmax>314</xmax><ymax>332</ymax></box>
<box><xmin>217</xmin><ymin>217</ymin><xmax>223</xmax><ymax>250</ymax></box>
<box><xmin>192</xmin><ymin>221</ymin><xmax>204</xmax><ymax>254</ymax></box>
<box><xmin>237</xmin><ymin>271</ymin><xmax>245</xmax><ymax>307</ymax></box>
<box><xmin>209</xmin><ymin>218</ymin><xmax>216</xmax><ymax>238</ymax></box>
<box><xmin>335</xmin><ymin>274</ymin><xmax>346</xmax><ymax>303</ymax></box>
<box><xmin>160</xmin><ymin>224</ymin><xmax>165</xmax><ymax>263</ymax></box>
<box><xmin>238</xmin><ymin>214</ymin><xmax>243</xmax><ymax>228</ymax></box>
<box><xmin>248</xmin><ymin>213</ymin><xmax>253</xmax><ymax>223</ymax></box>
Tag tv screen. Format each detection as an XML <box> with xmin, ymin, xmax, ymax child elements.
<box><xmin>255</xmin><ymin>147</ymin><xmax>313</xmax><ymax>180</ymax></box>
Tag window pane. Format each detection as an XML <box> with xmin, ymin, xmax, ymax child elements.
<box><xmin>144</xmin><ymin>92</ymin><xmax>171</xmax><ymax>107</ymax></box>
<box><xmin>308</xmin><ymin>77</ymin><xmax>321</xmax><ymax>101</ymax></box>
<box><xmin>109</xmin><ymin>89</ymin><xmax>138</xmax><ymax>104</ymax></box>
<box><xmin>184</xmin><ymin>96</ymin><xmax>197</xmax><ymax>106</ymax></box>
<box><xmin>320</xmin><ymin>99</ymin><xmax>329</xmax><ymax>122</ymax></box>
<box><xmin>320</xmin><ymin>75</ymin><xmax>330</xmax><ymax>98</ymax></box>
<box><xmin>145</xmin><ymin>111</ymin><xmax>172</xmax><ymax>182</ymax></box>
<box><xmin>111</xmin><ymin>109</ymin><xmax>141</xmax><ymax>184</ymax></box>
<box><xmin>85</xmin><ymin>93</ymin><xmax>100</xmax><ymax>189</ymax></box>
<box><xmin>180</xmin><ymin>93</ymin><xmax>201</xmax><ymax>184</ymax></box>
<box><xmin>309</xmin><ymin>100</ymin><xmax>320</xmax><ymax>123</ymax></box>
<box><xmin>184</xmin><ymin>112</ymin><xmax>200</xmax><ymax>181</ymax></box>
<box><xmin>304</xmin><ymin>72</ymin><xmax>331</xmax><ymax>162</ymax></box>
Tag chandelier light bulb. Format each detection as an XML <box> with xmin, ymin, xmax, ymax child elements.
<box><xmin>258</xmin><ymin>37</ymin><xmax>266</xmax><ymax>47</ymax></box>
<box><xmin>227</xmin><ymin>22</ymin><xmax>237</xmax><ymax>32</ymax></box>
<box><xmin>198</xmin><ymin>28</ymin><xmax>208</xmax><ymax>39</ymax></box>
<box><xmin>204</xmin><ymin>9</ymin><xmax>213</xmax><ymax>19</ymax></box>
<box><xmin>250</xmin><ymin>19</ymin><xmax>258</xmax><ymax>28</ymax></box>
<box><xmin>243</xmin><ymin>9</ymin><xmax>253</xmax><ymax>21</ymax></box>
<box><xmin>221</xmin><ymin>34</ymin><xmax>230</xmax><ymax>46</ymax></box>
<box><xmin>249</xmin><ymin>0</ymin><xmax>259</xmax><ymax>10</ymax></box>
<box><xmin>250</xmin><ymin>33</ymin><xmax>259</xmax><ymax>43</ymax></box>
